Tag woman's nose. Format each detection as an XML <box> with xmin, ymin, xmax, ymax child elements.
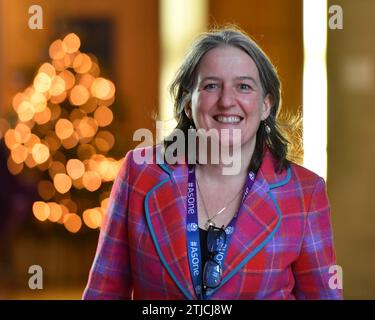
<box><xmin>218</xmin><ymin>86</ymin><xmax>235</xmax><ymax>108</ymax></box>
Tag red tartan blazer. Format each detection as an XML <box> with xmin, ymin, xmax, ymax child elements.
<box><xmin>83</xmin><ymin>145</ymin><xmax>343</xmax><ymax>300</ymax></box>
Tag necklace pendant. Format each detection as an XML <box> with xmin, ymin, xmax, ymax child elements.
<box><xmin>205</xmin><ymin>220</ymin><xmax>216</xmax><ymax>229</ymax></box>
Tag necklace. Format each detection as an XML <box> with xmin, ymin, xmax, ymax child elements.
<box><xmin>196</xmin><ymin>177</ymin><xmax>243</xmax><ymax>229</ymax></box>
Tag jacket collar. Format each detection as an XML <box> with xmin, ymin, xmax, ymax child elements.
<box><xmin>145</xmin><ymin>146</ymin><xmax>291</xmax><ymax>299</ymax></box>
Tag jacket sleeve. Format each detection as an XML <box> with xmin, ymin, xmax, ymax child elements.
<box><xmin>292</xmin><ymin>177</ymin><xmax>343</xmax><ymax>300</ymax></box>
<box><xmin>82</xmin><ymin>151</ymin><xmax>133</xmax><ymax>299</ymax></box>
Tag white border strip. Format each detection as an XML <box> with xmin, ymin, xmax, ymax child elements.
<box><xmin>303</xmin><ymin>0</ymin><xmax>328</xmax><ymax>179</ymax></box>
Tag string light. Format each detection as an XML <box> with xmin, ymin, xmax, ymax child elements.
<box><xmin>32</xmin><ymin>201</ymin><xmax>50</xmax><ymax>221</ymax></box>
<box><xmin>63</xmin><ymin>33</ymin><xmax>81</xmax><ymax>54</ymax></box>
<box><xmin>53</xmin><ymin>173</ymin><xmax>72</xmax><ymax>194</ymax></box>
<box><xmin>2</xmin><ymin>33</ymin><xmax>122</xmax><ymax>233</ymax></box>
<box><xmin>66</xmin><ymin>159</ymin><xmax>85</xmax><ymax>180</ymax></box>
<box><xmin>34</xmin><ymin>72</ymin><xmax>52</xmax><ymax>93</ymax></box>
<box><xmin>63</xmin><ymin>213</ymin><xmax>82</xmax><ymax>233</ymax></box>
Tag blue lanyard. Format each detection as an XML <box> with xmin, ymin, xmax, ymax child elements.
<box><xmin>186</xmin><ymin>165</ymin><xmax>256</xmax><ymax>299</ymax></box>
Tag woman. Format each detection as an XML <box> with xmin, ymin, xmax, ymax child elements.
<box><xmin>83</xmin><ymin>27</ymin><xmax>342</xmax><ymax>300</ymax></box>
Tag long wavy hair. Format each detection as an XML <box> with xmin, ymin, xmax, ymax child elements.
<box><xmin>165</xmin><ymin>26</ymin><xmax>298</xmax><ymax>173</ymax></box>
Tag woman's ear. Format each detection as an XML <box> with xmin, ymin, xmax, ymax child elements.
<box><xmin>261</xmin><ymin>94</ymin><xmax>272</xmax><ymax>121</ymax></box>
<box><xmin>184</xmin><ymin>101</ymin><xmax>192</xmax><ymax>119</ymax></box>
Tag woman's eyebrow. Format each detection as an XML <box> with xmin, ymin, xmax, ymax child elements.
<box><xmin>235</xmin><ymin>76</ymin><xmax>257</xmax><ymax>85</ymax></box>
<box><xmin>200</xmin><ymin>76</ymin><xmax>258</xmax><ymax>85</ymax></box>
<box><xmin>200</xmin><ymin>76</ymin><xmax>221</xmax><ymax>82</ymax></box>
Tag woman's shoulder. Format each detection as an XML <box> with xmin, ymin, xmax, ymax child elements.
<box><xmin>122</xmin><ymin>144</ymin><xmax>180</xmax><ymax>178</ymax></box>
<box><xmin>261</xmin><ymin>149</ymin><xmax>325</xmax><ymax>189</ymax></box>
<box><xmin>113</xmin><ymin>145</ymin><xmax>175</xmax><ymax>194</ymax></box>
<box><xmin>288</xmin><ymin>160</ymin><xmax>326</xmax><ymax>191</ymax></box>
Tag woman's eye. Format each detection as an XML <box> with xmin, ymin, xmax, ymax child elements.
<box><xmin>204</xmin><ymin>83</ymin><xmax>218</xmax><ymax>90</ymax></box>
<box><xmin>239</xmin><ymin>83</ymin><xmax>252</xmax><ymax>90</ymax></box>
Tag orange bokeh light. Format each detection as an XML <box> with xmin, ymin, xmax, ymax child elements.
<box><xmin>12</xmin><ymin>92</ymin><xmax>28</xmax><ymax>112</ymax></box>
<box><xmin>99</xmin><ymin>158</ymin><xmax>120</xmax><ymax>181</ymax></box>
<box><xmin>38</xmin><ymin>63</ymin><xmax>56</xmax><ymax>78</ymax></box>
<box><xmin>17</xmin><ymin>101</ymin><xmax>35</xmax><ymax>122</ymax></box>
<box><xmin>34</xmin><ymin>72</ymin><xmax>52</xmax><ymax>93</ymax></box>
<box><xmin>34</xmin><ymin>107</ymin><xmax>52</xmax><ymax>125</ymax></box>
<box><xmin>91</xmin><ymin>77</ymin><xmax>115</xmax><ymax>100</ymax></box>
<box><xmin>30</xmin><ymin>92</ymin><xmax>47</xmax><ymax>112</ymax></box>
<box><xmin>49</xmin><ymin>76</ymin><xmax>66</xmax><ymax>96</ymax></box>
<box><xmin>32</xmin><ymin>201</ymin><xmax>50</xmax><ymax>221</ymax></box>
<box><xmin>78</xmin><ymin>73</ymin><xmax>95</xmax><ymax>89</ymax></box>
<box><xmin>47</xmin><ymin>202</ymin><xmax>63</xmax><ymax>222</ymax></box>
<box><xmin>101</xmin><ymin>197</ymin><xmax>109</xmax><ymax>210</ymax></box>
<box><xmin>94</xmin><ymin>130</ymin><xmax>115</xmax><ymax>153</ymax></box>
<box><xmin>63</xmin><ymin>33</ymin><xmax>81</xmax><ymax>54</ymax></box>
<box><xmin>75</xmin><ymin>117</ymin><xmax>98</xmax><ymax>140</ymax></box>
<box><xmin>83</xmin><ymin>208</ymin><xmax>103</xmax><ymax>229</ymax></box>
<box><xmin>15</xmin><ymin>123</ymin><xmax>31</xmax><ymax>143</ymax></box>
<box><xmin>55</xmin><ymin>118</ymin><xmax>74</xmax><ymax>140</ymax></box>
<box><xmin>53</xmin><ymin>173</ymin><xmax>72</xmax><ymax>194</ymax></box>
<box><xmin>64</xmin><ymin>213</ymin><xmax>82</xmax><ymax>233</ymax></box>
<box><xmin>69</xmin><ymin>85</ymin><xmax>89</xmax><ymax>106</ymax></box>
<box><xmin>66</xmin><ymin>159</ymin><xmax>85</xmax><ymax>180</ymax></box>
<box><xmin>82</xmin><ymin>170</ymin><xmax>102</xmax><ymax>192</ymax></box>
<box><xmin>11</xmin><ymin>144</ymin><xmax>28</xmax><ymax>164</ymax></box>
<box><xmin>31</xmin><ymin>143</ymin><xmax>50</xmax><ymax>164</ymax></box>
<box><xmin>7</xmin><ymin>156</ymin><xmax>24</xmax><ymax>175</ymax></box>
<box><xmin>94</xmin><ymin>106</ymin><xmax>113</xmax><ymax>127</ymax></box>
<box><xmin>73</xmin><ymin>53</ymin><xmax>92</xmax><ymax>74</ymax></box>
<box><xmin>49</xmin><ymin>39</ymin><xmax>67</xmax><ymax>60</ymax></box>
<box><xmin>4</xmin><ymin>129</ymin><xmax>22</xmax><ymax>150</ymax></box>
<box><xmin>38</xmin><ymin>180</ymin><xmax>55</xmax><ymax>200</ymax></box>
<box><xmin>59</xmin><ymin>70</ymin><xmax>75</xmax><ymax>90</ymax></box>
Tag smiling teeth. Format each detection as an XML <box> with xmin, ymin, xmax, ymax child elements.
<box><xmin>215</xmin><ymin>116</ymin><xmax>242</xmax><ymax>123</ymax></box>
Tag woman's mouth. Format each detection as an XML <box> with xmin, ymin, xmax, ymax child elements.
<box><xmin>213</xmin><ymin>115</ymin><xmax>243</xmax><ymax>124</ymax></box>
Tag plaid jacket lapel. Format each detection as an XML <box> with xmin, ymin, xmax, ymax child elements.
<box><xmin>207</xmin><ymin>150</ymin><xmax>291</xmax><ymax>298</ymax></box>
<box><xmin>144</xmin><ymin>162</ymin><xmax>195</xmax><ymax>299</ymax></box>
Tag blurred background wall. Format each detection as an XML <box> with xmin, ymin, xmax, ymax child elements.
<box><xmin>327</xmin><ymin>0</ymin><xmax>375</xmax><ymax>299</ymax></box>
<box><xmin>0</xmin><ymin>0</ymin><xmax>373</xmax><ymax>299</ymax></box>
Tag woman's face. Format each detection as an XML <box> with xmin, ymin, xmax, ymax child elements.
<box><xmin>186</xmin><ymin>45</ymin><xmax>271</xmax><ymax>149</ymax></box>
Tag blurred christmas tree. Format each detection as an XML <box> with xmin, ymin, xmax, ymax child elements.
<box><xmin>3</xmin><ymin>33</ymin><xmax>122</xmax><ymax>233</ymax></box>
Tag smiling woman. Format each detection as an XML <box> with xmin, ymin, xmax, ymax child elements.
<box><xmin>186</xmin><ymin>45</ymin><xmax>271</xmax><ymax>167</ymax></box>
<box><xmin>83</xmin><ymin>26</ymin><xmax>343</xmax><ymax>300</ymax></box>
